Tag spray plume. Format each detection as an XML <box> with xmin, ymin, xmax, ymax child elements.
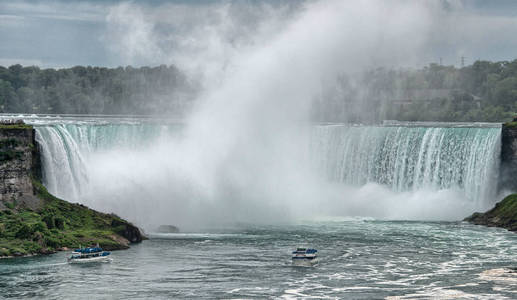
<box><xmin>38</xmin><ymin>1</ymin><xmax>500</xmax><ymax>230</ymax></box>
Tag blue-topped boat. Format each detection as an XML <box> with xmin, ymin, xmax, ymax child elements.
<box><xmin>68</xmin><ymin>245</ymin><xmax>111</xmax><ymax>264</ymax></box>
<box><xmin>292</xmin><ymin>247</ymin><xmax>318</xmax><ymax>265</ymax></box>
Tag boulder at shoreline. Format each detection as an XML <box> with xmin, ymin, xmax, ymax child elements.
<box><xmin>464</xmin><ymin>194</ymin><xmax>517</xmax><ymax>232</ymax></box>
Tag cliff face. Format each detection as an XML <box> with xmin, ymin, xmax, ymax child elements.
<box><xmin>0</xmin><ymin>123</ymin><xmax>41</xmax><ymax>211</ymax></box>
<box><xmin>500</xmin><ymin>123</ymin><xmax>517</xmax><ymax>191</ymax></box>
<box><xmin>0</xmin><ymin>121</ymin><xmax>144</xmax><ymax>257</ymax></box>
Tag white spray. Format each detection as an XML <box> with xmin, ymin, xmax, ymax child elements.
<box><xmin>36</xmin><ymin>1</ymin><xmax>501</xmax><ymax>230</ymax></box>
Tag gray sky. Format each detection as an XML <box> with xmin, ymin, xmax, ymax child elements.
<box><xmin>1</xmin><ymin>0</ymin><xmax>517</xmax><ymax>68</ymax></box>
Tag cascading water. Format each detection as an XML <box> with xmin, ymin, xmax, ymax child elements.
<box><xmin>35</xmin><ymin>123</ymin><xmax>179</xmax><ymax>202</ymax></box>
<box><xmin>311</xmin><ymin>124</ymin><xmax>501</xmax><ymax>208</ymax></box>
<box><xmin>30</xmin><ymin>119</ymin><xmax>502</xmax><ymax>224</ymax></box>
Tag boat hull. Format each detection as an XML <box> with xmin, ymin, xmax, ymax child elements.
<box><xmin>68</xmin><ymin>255</ymin><xmax>112</xmax><ymax>264</ymax></box>
<box><xmin>292</xmin><ymin>257</ymin><xmax>318</xmax><ymax>266</ymax></box>
<box><xmin>291</xmin><ymin>248</ymin><xmax>318</xmax><ymax>266</ymax></box>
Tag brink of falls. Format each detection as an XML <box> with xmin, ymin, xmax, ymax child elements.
<box><xmin>32</xmin><ymin>121</ymin><xmax>502</xmax><ymax>223</ymax></box>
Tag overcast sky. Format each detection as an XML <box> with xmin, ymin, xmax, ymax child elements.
<box><xmin>1</xmin><ymin>0</ymin><xmax>517</xmax><ymax>68</ymax></box>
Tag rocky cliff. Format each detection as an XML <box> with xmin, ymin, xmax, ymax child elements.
<box><xmin>465</xmin><ymin>194</ymin><xmax>517</xmax><ymax>232</ymax></box>
<box><xmin>499</xmin><ymin>122</ymin><xmax>517</xmax><ymax>191</ymax></box>
<box><xmin>0</xmin><ymin>121</ymin><xmax>144</xmax><ymax>257</ymax></box>
<box><xmin>0</xmin><ymin>122</ymin><xmax>41</xmax><ymax>210</ymax></box>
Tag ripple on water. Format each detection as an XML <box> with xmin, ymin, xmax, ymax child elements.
<box><xmin>1</xmin><ymin>221</ymin><xmax>517</xmax><ymax>299</ymax></box>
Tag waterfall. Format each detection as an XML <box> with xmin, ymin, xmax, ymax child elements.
<box><xmin>311</xmin><ymin>124</ymin><xmax>501</xmax><ymax>207</ymax></box>
<box><xmin>33</xmin><ymin>122</ymin><xmax>502</xmax><ymax>221</ymax></box>
<box><xmin>34</xmin><ymin>123</ymin><xmax>177</xmax><ymax>201</ymax></box>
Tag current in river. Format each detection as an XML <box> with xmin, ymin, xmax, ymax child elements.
<box><xmin>1</xmin><ymin>220</ymin><xmax>517</xmax><ymax>299</ymax></box>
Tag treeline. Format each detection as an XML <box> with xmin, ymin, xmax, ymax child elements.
<box><xmin>1</xmin><ymin>60</ymin><xmax>517</xmax><ymax>122</ymax></box>
<box><xmin>0</xmin><ymin>64</ymin><xmax>194</xmax><ymax>115</ymax></box>
<box><xmin>312</xmin><ymin>59</ymin><xmax>517</xmax><ymax>123</ymax></box>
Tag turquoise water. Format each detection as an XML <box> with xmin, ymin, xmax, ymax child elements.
<box><xmin>2</xmin><ymin>221</ymin><xmax>517</xmax><ymax>299</ymax></box>
<box><xmin>311</xmin><ymin>125</ymin><xmax>501</xmax><ymax>207</ymax></box>
<box><xmin>0</xmin><ymin>115</ymin><xmax>513</xmax><ymax>298</ymax></box>
<box><xmin>28</xmin><ymin>120</ymin><xmax>503</xmax><ymax>225</ymax></box>
<box><xmin>34</xmin><ymin>122</ymin><xmax>501</xmax><ymax>207</ymax></box>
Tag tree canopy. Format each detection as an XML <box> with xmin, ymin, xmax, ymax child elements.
<box><xmin>1</xmin><ymin>60</ymin><xmax>517</xmax><ymax>123</ymax></box>
<box><xmin>312</xmin><ymin>59</ymin><xmax>517</xmax><ymax>123</ymax></box>
<box><xmin>0</xmin><ymin>64</ymin><xmax>193</xmax><ymax>115</ymax></box>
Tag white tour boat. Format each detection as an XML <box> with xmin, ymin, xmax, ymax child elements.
<box><xmin>292</xmin><ymin>247</ymin><xmax>318</xmax><ymax>265</ymax></box>
<box><xmin>68</xmin><ymin>245</ymin><xmax>111</xmax><ymax>264</ymax></box>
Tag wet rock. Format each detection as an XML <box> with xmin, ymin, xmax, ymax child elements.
<box><xmin>464</xmin><ymin>194</ymin><xmax>517</xmax><ymax>232</ymax></box>
<box><xmin>111</xmin><ymin>219</ymin><xmax>145</xmax><ymax>243</ymax></box>
<box><xmin>0</xmin><ymin>123</ymin><xmax>42</xmax><ymax>209</ymax></box>
<box><xmin>156</xmin><ymin>225</ymin><xmax>180</xmax><ymax>233</ymax></box>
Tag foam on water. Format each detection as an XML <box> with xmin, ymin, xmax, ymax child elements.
<box><xmin>2</xmin><ymin>221</ymin><xmax>517</xmax><ymax>298</ymax></box>
<box><xmin>311</xmin><ymin>124</ymin><xmax>501</xmax><ymax>208</ymax></box>
<box><xmin>0</xmin><ymin>115</ymin><xmax>504</xmax><ymax>227</ymax></box>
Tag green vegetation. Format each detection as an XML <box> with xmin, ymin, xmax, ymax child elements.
<box><xmin>0</xmin><ymin>135</ymin><xmax>25</xmax><ymax>164</ymax></box>
<box><xmin>313</xmin><ymin>60</ymin><xmax>517</xmax><ymax>123</ymax></box>
<box><xmin>0</xmin><ymin>150</ymin><xmax>23</xmax><ymax>163</ymax></box>
<box><xmin>492</xmin><ymin>194</ymin><xmax>517</xmax><ymax>222</ymax></box>
<box><xmin>4</xmin><ymin>201</ymin><xmax>16</xmax><ymax>210</ymax></box>
<box><xmin>0</xmin><ymin>180</ymin><xmax>140</xmax><ymax>257</ymax></box>
<box><xmin>2</xmin><ymin>60</ymin><xmax>517</xmax><ymax>122</ymax></box>
<box><xmin>0</xmin><ymin>64</ymin><xmax>192</xmax><ymax>115</ymax></box>
<box><xmin>0</xmin><ymin>138</ymin><xmax>20</xmax><ymax>148</ymax></box>
<box><xmin>464</xmin><ymin>194</ymin><xmax>517</xmax><ymax>232</ymax></box>
<box><xmin>503</xmin><ymin>121</ymin><xmax>517</xmax><ymax>128</ymax></box>
<box><xmin>0</xmin><ymin>124</ymin><xmax>33</xmax><ymax>130</ymax></box>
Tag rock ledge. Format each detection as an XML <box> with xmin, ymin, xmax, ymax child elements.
<box><xmin>464</xmin><ymin>194</ymin><xmax>517</xmax><ymax>232</ymax></box>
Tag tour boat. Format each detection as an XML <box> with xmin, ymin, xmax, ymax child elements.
<box><xmin>292</xmin><ymin>247</ymin><xmax>318</xmax><ymax>265</ymax></box>
<box><xmin>68</xmin><ymin>245</ymin><xmax>111</xmax><ymax>264</ymax></box>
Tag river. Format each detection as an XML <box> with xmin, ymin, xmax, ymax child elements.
<box><xmin>2</xmin><ymin>220</ymin><xmax>517</xmax><ymax>299</ymax></box>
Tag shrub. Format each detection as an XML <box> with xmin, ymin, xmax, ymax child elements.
<box><xmin>15</xmin><ymin>224</ymin><xmax>33</xmax><ymax>239</ymax></box>
<box><xmin>32</xmin><ymin>222</ymin><xmax>47</xmax><ymax>233</ymax></box>
<box><xmin>45</xmin><ymin>236</ymin><xmax>61</xmax><ymax>248</ymax></box>
<box><xmin>55</xmin><ymin>217</ymin><xmax>66</xmax><ymax>230</ymax></box>
<box><xmin>42</xmin><ymin>214</ymin><xmax>55</xmax><ymax>229</ymax></box>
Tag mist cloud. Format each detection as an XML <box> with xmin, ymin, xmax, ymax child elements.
<box><xmin>74</xmin><ymin>0</ymin><xmax>480</xmax><ymax>230</ymax></box>
<box><xmin>104</xmin><ymin>1</ymin><xmax>302</xmax><ymax>84</ymax></box>
<box><xmin>9</xmin><ymin>0</ymin><xmax>516</xmax><ymax>229</ymax></box>
<box><xmin>2</xmin><ymin>0</ymin><xmax>517</xmax><ymax>67</ymax></box>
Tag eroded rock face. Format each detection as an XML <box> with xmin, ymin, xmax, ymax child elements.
<box><xmin>111</xmin><ymin>218</ymin><xmax>145</xmax><ymax>243</ymax></box>
<box><xmin>0</xmin><ymin>124</ymin><xmax>42</xmax><ymax>210</ymax></box>
<box><xmin>500</xmin><ymin>124</ymin><xmax>517</xmax><ymax>192</ymax></box>
<box><xmin>0</xmin><ymin>122</ymin><xmax>146</xmax><ymax>257</ymax></box>
<box><xmin>464</xmin><ymin>194</ymin><xmax>517</xmax><ymax>232</ymax></box>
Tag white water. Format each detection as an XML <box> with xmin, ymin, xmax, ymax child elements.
<box><xmin>29</xmin><ymin>120</ymin><xmax>502</xmax><ymax>229</ymax></box>
<box><xmin>3</xmin><ymin>1</ymin><xmax>506</xmax><ymax>229</ymax></box>
<box><xmin>311</xmin><ymin>125</ymin><xmax>501</xmax><ymax>208</ymax></box>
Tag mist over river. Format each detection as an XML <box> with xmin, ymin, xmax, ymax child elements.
<box><xmin>1</xmin><ymin>115</ymin><xmax>513</xmax><ymax>298</ymax></box>
<box><xmin>21</xmin><ymin>115</ymin><xmax>501</xmax><ymax>230</ymax></box>
<box><xmin>3</xmin><ymin>0</ymin><xmax>517</xmax><ymax>298</ymax></box>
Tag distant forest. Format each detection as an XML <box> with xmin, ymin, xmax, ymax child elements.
<box><xmin>1</xmin><ymin>60</ymin><xmax>517</xmax><ymax>122</ymax></box>
<box><xmin>0</xmin><ymin>64</ymin><xmax>194</xmax><ymax>115</ymax></box>
<box><xmin>312</xmin><ymin>59</ymin><xmax>517</xmax><ymax>123</ymax></box>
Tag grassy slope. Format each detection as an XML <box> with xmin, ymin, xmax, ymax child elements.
<box><xmin>0</xmin><ymin>180</ymin><xmax>138</xmax><ymax>257</ymax></box>
<box><xmin>465</xmin><ymin>194</ymin><xmax>517</xmax><ymax>231</ymax></box>
<box><xmin>0</xmin><ymin>124</ymin><xmax>34</xmax><ymax>130</ymax></box>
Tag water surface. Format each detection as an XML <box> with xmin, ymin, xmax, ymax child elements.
<box><xmin>2</xmin><ymin>220</ymin><xmax>517</xmax><ymax>299</ymax></box>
